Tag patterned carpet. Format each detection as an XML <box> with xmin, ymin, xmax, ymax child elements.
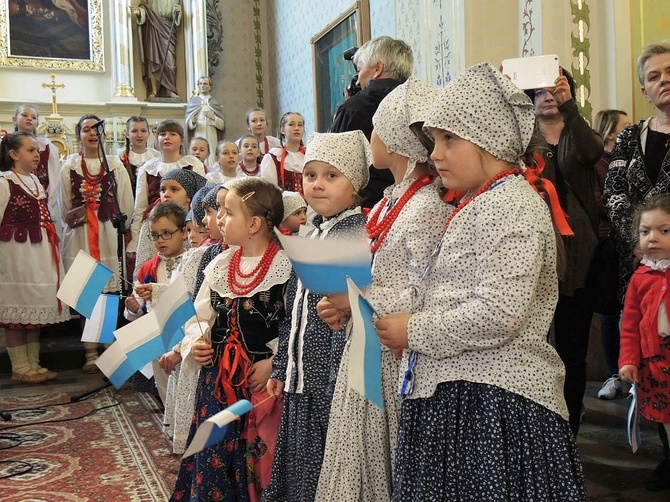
<box><xmin>0</xmin><ymin>386</ymin><xmax>180</xmax><ymax>501</ymax></box>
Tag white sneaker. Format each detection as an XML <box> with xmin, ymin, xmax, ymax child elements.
<box><xmin>598</xmin><ymin>374</ymin><xmax>622</xmax><ymax>399</ymax></box>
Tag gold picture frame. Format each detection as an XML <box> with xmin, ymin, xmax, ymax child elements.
<box><xmin>311</xmin><ymin>0</ymin><xmax>370</xmax><ymax>132</ymax></box>
<box><xmin>0</xmin><ymin>0</ymin><xmax>104</xmax><ymax>71</ymax></box>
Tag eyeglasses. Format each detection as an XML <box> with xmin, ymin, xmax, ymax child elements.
<box><xmin>148</xmin><ymin>228</ymin><xmax>182</xmax><ymax>241</ymax></box>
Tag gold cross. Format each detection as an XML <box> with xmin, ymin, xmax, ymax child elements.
<box><xmin>42</xmin><ymin>74</ymin><xmax>65</xmax><ymax>117</ymax></box>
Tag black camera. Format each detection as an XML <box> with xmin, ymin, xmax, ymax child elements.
<box><xmin>343</xmin><ymin>46</ymin><xmax>360</xmax><ymax>98</ymax></box>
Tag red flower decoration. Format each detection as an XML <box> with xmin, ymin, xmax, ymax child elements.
<box><xmin>212</xmin><ymin>490</ymin><xmax>223</xmax><ymax>501</ymax></box>
<box><xmin>211</xmin><ymin>455</ymin><xmax>221</xmax><ymax>468</ymax></box>
<box><xmin>195</xmin><ymin>473</ymin><xmax>203</xmax><ymax>485</ymax></box>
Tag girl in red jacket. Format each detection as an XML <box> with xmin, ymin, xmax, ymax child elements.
<box><xmin>620</xmin><ymin>194</ymin><xmax>670</xmax><ymax>491</ymax></box>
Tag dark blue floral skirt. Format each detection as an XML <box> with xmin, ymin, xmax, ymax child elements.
<box><xmin>262</xmin><ymin>389</ymin><xmax>333</xmax><ymax>502</ymax></box>
<box><xmin>393</xmin><ymin>381</ymin><xmax>586</xmax><ymax>501</ymax></box>
<box><xmin>170</xmin><ymin>362</ymin><xmax>248</xmax><ymax>502</ymax></box>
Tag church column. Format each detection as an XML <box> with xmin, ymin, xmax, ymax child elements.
<box><xmin>112</xmin><ymin>0</ymin><xmax>136</xmax><ymax>98</ymax></box>
<box><xmin>184</xmin><ymin>0</ymin><xmax>209</xmax><ymax>97</ymax></box>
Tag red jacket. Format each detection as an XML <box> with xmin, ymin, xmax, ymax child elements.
<box><xmin>619</xmin><ymin>265</ymin><xmax>667</xmax><ymax>368</ymax></box>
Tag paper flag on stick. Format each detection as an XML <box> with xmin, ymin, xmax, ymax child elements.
<box><xmin>114</xmin><ymin>311</ymin><xmax>166</xmax><ymax>369</ymax></box>
<box><xmin>346</xmin><ymin>277</ymin><xmax>383</xmax><ymax>409</ymax></box>
<box><xmin>57</xmin><ymin>250</ymin><xmax>114</xmax><ymax>318</ymax></box>
<box><xmin>95</xmin><ymin>341</ymin><xmax>137</xmax><ymax>389</ymax></box>
<box><xmin>275</xmin><ymin>230</ymin><xmax>371</xmax><ymax>294</ymax></box>
<box><xmin>182</xmin><ymin>400</ymin><xmax>254</xmax><ymax>458</ymax></box>
<box><xmin>627</xmin><ymin>383</ymin><xmax>642</xmax><ymax>453</ymax></box>
<box><xmin>81</xmin><ymin>294</ymin><xmax>119</xmax><ymax>343</ymax></box>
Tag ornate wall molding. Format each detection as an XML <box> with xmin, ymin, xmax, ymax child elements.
<box><xmin>206</xmin><ymin>0</ymin><xmax>223</xmax><ymax>76</ymax></box>
<box><xmin>519</xmin><ymin>0</ymin><xmax>542</xmax><ymax>57</ymax></box>
<box><xmin>570</xmin><ymin>0</ymin><xmax>592</xmax><ymax>122</ymax></box>
<box><xmin>425</xmin><ymin>0</ymin><xmax>465</xmax><ymax>87</ymax></box>
<box><xmin>253</xmin><ymin>0</ymin><xmax>264</xmax><ymax>107</ymax></box>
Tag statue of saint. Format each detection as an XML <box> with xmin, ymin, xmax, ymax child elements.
<box><xmin>185</xmin><ymin>76</ymin><xmax>225</xmax><ymax>166</ymax></box>
<box><xmin>129</xmin><ymin>0</ymin><xmax>182</xmax><ymax>100</ymax></box>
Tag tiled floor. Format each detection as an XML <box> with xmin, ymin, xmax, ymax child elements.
<box><xmin>1</xmin><ymin>371</ymin><xmax>669</xmax><ymax>501</ymax></box>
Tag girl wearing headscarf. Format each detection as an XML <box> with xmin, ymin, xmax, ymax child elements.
<box><xmin>374</xmin><ymin>62</ymin><xmax>586</xmax><ymax>500</ymax></box>
<box><xmin>264</xmin><ymin>131</ymin><xmax>371</xmax><ymax>502</ymax></box>
<box><xmin>315</xmin><ymin>77</ymin><xmax>452</xmax><ymax>502</ymax></box>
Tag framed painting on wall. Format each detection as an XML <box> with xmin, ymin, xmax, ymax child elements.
<box><xmin>0</xmin><ymin>0</ymin><xmax>104</xmax><ymax>71</ymax></box>
<box><xmin>311</xmin><ymin>0</ymin><xmax>370</xmax><ymax>133</ymax></box>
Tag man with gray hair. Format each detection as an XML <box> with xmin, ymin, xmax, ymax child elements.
<box><xmin>330</xmin><ymin>36</ymin><xmax>414</xmax><ymax>208</ymax></box>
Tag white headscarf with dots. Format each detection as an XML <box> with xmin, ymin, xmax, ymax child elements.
<box><xmin>423</xmin><ymin>62</ymin><xmax>535</xmax><ymax>166</ymax></box>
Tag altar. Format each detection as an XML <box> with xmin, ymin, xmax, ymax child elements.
<box><xmin>0</xmin><ymin>0</ymin><xmax>211</xmax><ymax>154</ymax></box>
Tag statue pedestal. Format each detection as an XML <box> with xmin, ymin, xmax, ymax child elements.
<box><xmin>147</xmin><ymin>96</ymin><xmax>182</xmax><ymax>104</ymax></box>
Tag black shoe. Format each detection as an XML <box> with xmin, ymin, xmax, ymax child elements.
<box><xmin>644</xmin><ymin>458</ymin><xmax>670</xmax><ymax>491</ymax></box>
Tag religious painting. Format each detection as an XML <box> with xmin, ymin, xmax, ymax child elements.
<box><xmin>311</xmin><ymin>0</ymin><xmax>370</xmax><ymax>132</ymax></box>
<box><xmin>0</xmin><ymin>0</ymin><xmax>104</xmax><ymax>71</ymax></box>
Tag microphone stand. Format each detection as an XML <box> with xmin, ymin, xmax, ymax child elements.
<box><xmin>71</xmin><ymin>121</ymin><xmax>128</xmax><ymax>402</ymax></box>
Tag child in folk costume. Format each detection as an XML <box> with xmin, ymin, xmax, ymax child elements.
<box><xmin>132</xmin><ymin>168</ymin><xmax>207</xmax><ymax>281</ymax></box>
<box><xmin>125</xmin><ymin>201</ymin><xmax>189</xmax><ymax>404</ymax></box>
<box><xmin>185</xmin><ymin>209</ymin><xmax>208</xmax><ymax>249</ymax></box>
<box><xmin>118</xmin><ymin>115</ymin><xmax>160</xmax><ymax>196</ymax></box>
<box><xmin>163</xmin><ymin>186</ymin><xmax>227</xmax><ymax>454</ymax></box>
<box><xmin>188</xmin><ymin>136</ymin><xmax>211</xmax><ymax>174</ymax></box>
<box><xmin>260</xmin><ymin>112</ymin><xmax>306</xmax><ymax>192</ymax></box>
<box><xmin>263</xmin><ymin>131</ymin><xmax>371</xmax><ymax>502</ymax></box>
<box><xmin>243</xmin><ymin>107</ymin><xmax>281</xmax><ymax>161</ymax></box>
<box><xmin>12</xmin><ymin>104</ymin><xmax>62</xmax><ymax>236</ymax></box>
<box><xmin>619</xmin><ymin>195</ymin><xmax>670</xmax><ymax>489</ymax></box>
<box><xmin>207</xmin><ymin>140</ymin><xmax>241</xmax><ymax>183</ymax></box>
<box><xmin>128</xmin><ymin>119</ymin><xmax>205</xmax><ymax>274</ymax></box>
<box><xmin>316</xmin><ymin>77</ymin><xmax>452</xmax><ymax>502</ymax></box>
<box><xmin>192</xmin><ymin>183</ymin><xmax>228</xmax><ymax>296</ymax></box>
<box><xmin>170</xmin><ymin>178</ymin><xmax>290</xmax><ymax>502</ymax></box>
<box><xmin>0</xmin><ymin>132</ymin><xmax>69</xmax><ymax>383</ymax></box>
<box><xmin>374</xmin><ymin>63</ymin><xmax>585</xmax><ymax>500</ymax></box>
<box><xmin>279</xmin><ymin>191</ymin><xmax>307</xmax><ymax>236</ymax></box>
<box><xmin>238</xmin><ymin>134</ymin><xmax>262</xmax><ymax>177</ymax></box>
<box><xmin>59</xmin><ymin>115</ymin><xmax>134</xmax><ymax>373</ymax></box>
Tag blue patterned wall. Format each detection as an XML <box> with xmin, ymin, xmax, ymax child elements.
<box><xmin>267</xmin><ymin>0</ymin><xmax>401</xmax><ymax>137</ymax></box>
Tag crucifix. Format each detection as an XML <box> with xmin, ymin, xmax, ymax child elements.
<box><xmin>42</xmin><ymin>74</ymin><xmax>65</xmax><ymax>117</ymax></box>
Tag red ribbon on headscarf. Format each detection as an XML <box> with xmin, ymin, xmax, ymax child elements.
<box><xmin>522</xmin><ymin>152</ymin><xmax>574</xmax><ymax>237</ymax></box>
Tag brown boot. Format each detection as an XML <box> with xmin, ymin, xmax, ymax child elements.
<box><xmin>26</xmin><ymin>342</ymin><xmax>57</xmax><ymax>381</ymax></box>
<box><xmin>8</xmin><ymin>345</ymin><xmax>48</xmax><ymax>384</ymax></box>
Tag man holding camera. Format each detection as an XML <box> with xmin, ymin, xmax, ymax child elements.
<box><xmin>330</xmin><ymin>36</ymin><xmax>414</xmax><ymax>208</ymax></box>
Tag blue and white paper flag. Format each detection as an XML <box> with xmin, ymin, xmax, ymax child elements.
<box><xmin>114</xmin><ymin>311</ymin><xmax>166</xmax><ymax>369</ymax></box>
<box><xmin>57</xmin><ymin>250</ymin><xmax>114</xmax><ymax>318</ymax></box>
<box><xmin>276</xmin><ymin>230</ymin><xmax>371</xmax><ymax>294</ymax></box>
<box><xmin>183</xmin><ymin>400</ymin><xmax>254</xmax><ymax>458</ymax></box>
<box><xmin>346</xmin><ymin>277</ymin><xmax>383</xmax><ymax>409</ymax></box>
<box><xmin>95</xmin><ymin>341</ymin><xmax>137</xmax><ymax>389</ymax></box>
<box><xmin>81</xmin><ymin>294</ymin><xmax>119</xmax><ymax>344</ymax></box>
<box><xmin>152</xmin><ymin>275</ymin><xmax>196</xmax><ymax>348</ymax></box>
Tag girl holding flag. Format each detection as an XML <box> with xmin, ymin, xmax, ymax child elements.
<box><xmin>0</xmin><ymin>132</ymin><xmax>70</xmax><ymax>383</ymax></box>
<box><xmin>59</xmin><ymin>115</ymin><xmax>134</xmax><ymax>373</ymax></box>
<box><xmin>264</xmin><ymin>131</ymin><xmax>370</xmax><ymax>502</ymax></box>
<box><xmin>373</xmin><ymin>63</ymin><xmax>585</xmax><ymax>500</ymax></box>
<box><xmin>316</xmin><ymin>77</ymin><xmax>452</xmax><ymax>501</ymax></box>
<box><xmin>170</xmin><ymin>177</ymin><xmax>290</xmax><ymax>502</ymax></box>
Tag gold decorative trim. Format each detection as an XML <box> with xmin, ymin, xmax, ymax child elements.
<box><xmin>114</xmin><ymin>84</ymin><xmax>135</xmax><ymax>98</ymax></box>
<box><xmin>570</xmin><ymin>0</ymin><xmax>592</xmax><ymax>122</ymax></box>
<box><xmin>253</xmin><ymin>0</ymin><xmax>263</xmax><ymax>107</ymax></box>
<box><xmin>0</xmin><ymin>0</ymin><xmax>104</xmax><ymax>71</ymax></box>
